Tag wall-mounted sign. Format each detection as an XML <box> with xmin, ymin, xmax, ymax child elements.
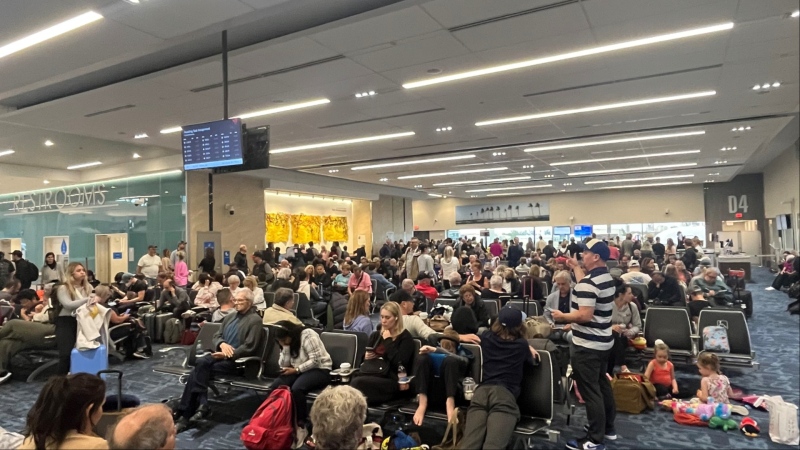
<box><xmin>223</xmin><ymin>250</ymin><xmax>230</xmax><ymax>266</ymax></box>
<box><xmin>113</xmin><ymin>252</ymin><xmax>123</xmax><ymax>260</ymax></box>
<box><xmin>9</xmin><ymin>184</ymin><xmax>106</xmax><ymax>212</ymax></box>
<box><xmin>455</xmin><ymin>200</ymin><xmax>550</xmax><ymax>225</ymax></box>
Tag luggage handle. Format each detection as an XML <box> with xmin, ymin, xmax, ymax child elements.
<box><xmin>716</xmin><ymin>320</ymin><xmax>728</xmax><ymax>330</ymax></box>
<box><xmin>97</xmin><ymin>369</ymin><xmax>124</xmax><ymax>412</ymax></box>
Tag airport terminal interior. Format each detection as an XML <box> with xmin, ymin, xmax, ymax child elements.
<box><xmin>0</xmin><ymin>1</ymin><xmax>799</xmax><ymax>449</ymax></box>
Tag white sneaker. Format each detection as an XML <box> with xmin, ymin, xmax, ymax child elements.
<box><xmin>765</xmin><ymin>287</ymin><xmax>775</xmax><ymax>291</ymax></box>
<box><xmin>0</xmin><ymin>372</ymin><xmax>11</xmax><ymax>385</ymax></box>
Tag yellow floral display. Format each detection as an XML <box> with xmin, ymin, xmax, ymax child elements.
<box><xmin>291</xmin><ymin>214</ymin><xmax>322</xmax><ymax>244</ymax></box>
<box><xmin>323</xmin><ymin>216</ymin><xmax>349</xmax><ymax>242</ymax></box>
<box><xmin>266</xmin><ymin>212</ymin><xmax>290</xmax><ymax>243</ymax></box>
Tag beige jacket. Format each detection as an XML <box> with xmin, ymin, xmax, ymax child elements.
<box><xmin>262</xmin><ymin>304</ymin><xmax>302</xmax><ymax>326</ymax></box>
<box><xmin>19</xmin><ymin>431</ymin><xmax>108</xmax><ymax>450</ymax></box>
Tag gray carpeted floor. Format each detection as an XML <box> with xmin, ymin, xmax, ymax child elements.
<box><xmin>0</xmin><ymin>266</ymin><xmax>797</xmax><ymax>449</ymax></box>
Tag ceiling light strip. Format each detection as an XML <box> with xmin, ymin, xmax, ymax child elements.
<box><xmin>466</xmin><ymin>184</ymin><xmax>553</xmax><ymax>193</ymax></box>
<box><xmin>351</xmin><ymin>154</ymin><xmax>475</xmax><ymax>171</ymax></box>
<box><xmin>271</xmin><ymin>132</ymin><xmax>415</xmax><ymax>154</ymax></box>
<box><xmin>550</xmin><ymin>150</ymin><xmax>701</xmax><ymax>166</ymax></box>
<box><xmin>0</xmin><ymin>11</ymin><xmax>103</xmax><ymax>59</ymax></box>
<box><xmin>403</xmin><ymin>22</ymin><xmax>733</xmax><ymax>89</ymax></box>
<box><xmin>584</xmin><ymin>174</ymin><xmax>694</xmax><ymax>185</ymax></box>
<box><xmin>398</xmin><ymin>167</ymin><xmax>507</xmax><ymax>180</ymax></box>
<box><xmin>432</xmin><ymin>176</ymin><xmax>532</xmax><ymax>187</ymax></box>
<box><xmin>598</xmin><ymin>181</ymin><xmax>694</xmax><ymax>190</ymax></box>
<box><xmin>486</xmin><ymin>193</ymin><xmax>522</xmax><ymax>197</ymax></box>
<box><xmin>476</xmin><ymin>91</ymin><xmax>715</xmax><ymax>126</ymax></box>
<box><xmin>568</xmin><ymin>162</ymin><xmax>697</xmax><ymax>176</ymax></box>
<box><xmin>0</xmin><ymin>150</ymin><xmax>15</xmax><ymax>157</ymax></box>
<box><xmin>67</xmin><ymin>161</ymin><xmax>102</xmax><ymax>170</ymax></box>
<box><xmin>525</xmin><ymin>130</ymin><xmax>706</xmax><ymax>152</ymax></box>
<box><xmin>235</xmin><ymin>98</ymin><xmax>330</xmax><ymax>120</ymax></box>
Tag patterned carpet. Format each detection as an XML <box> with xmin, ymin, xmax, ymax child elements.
<box><xmin>0</xmin><ymin>267</ymin><xmax>797</xmax><ymax>449</ymax></box>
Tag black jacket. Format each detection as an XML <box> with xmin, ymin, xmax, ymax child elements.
<box><xmin>507</xmin><ymin>245</ymin><xmax>524</xmax><ymax>266</ymax></box>
<box><xmin>367</xmin><ymin>328</ymin><xmax>415</xmax><ymax>381</ymax></box>
<box><xmin>330</xmin><ymin>292</ymin><xmax>348</xmax><ymax>329</ymax></box>
<box><xmin>454</xmin><ymin>297</ymin><xmax>491</xmax><ymax>328</ymax></box>
<box><xmin>681</xmin><ymin>248</ymin><xmax>698</xmax><ymax>271</ymax></box>
<box><xmin>252</xmin><ymin>262</ymin><xmax>274</xmax><ymax>283</ymax></box>
<box><xmin>648</xmin><ymin>276</ymin><xmax>682</xmax><ymax>306</ymax></box>
<box><xmin>234</xmin><ymin>252</ymin><xmax>249</xmax><ymax>275</ymax></box>
<box><xmin>542</xmin><ymin>245</ymin><xmax>556</xmax><ymax>260</ymax></box>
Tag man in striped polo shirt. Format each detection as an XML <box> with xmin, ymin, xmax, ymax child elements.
<box><xmin>553</xmin><ymin>239</ymin><xmax>616</xmax><ymax>450</ymax></box>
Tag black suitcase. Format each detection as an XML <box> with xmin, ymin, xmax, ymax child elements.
<box><xmin>733</xmin><ymin>289</ymin><xmax>753</xmax><ymax>318</ymax></box>
<box><xmin>142</xmin><ymin>313</ymin><xmax>156</xmax><ymax>341</ymax></box>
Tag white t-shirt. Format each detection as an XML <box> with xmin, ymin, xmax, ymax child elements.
<box><xmin>137</xmin><ymin>254</ymin><xmax>162</xmax><ymax>278</ymax></box>
<box><xmin>620</xmin><ymin>271</ymin><xmax>652</xmax><ymax>285</ymax></box>
<box><xmin>440</xmin><ymin>257</ymin><xmax>460</xmax><ymax>280</ymax></box>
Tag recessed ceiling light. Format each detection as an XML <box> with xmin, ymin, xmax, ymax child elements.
<box><xmin>0</xmin><ymin>11</ymin><xmax>103</xmax><ymax>60</ymax></box>
<box><xmin>792</xmin><ymin>10</ymin><xmax>799</xmax><ymax>18</ymax></box>
<box><xmin>402</xmin><ymin>22</ymin><xmax>733</xmax><ymax>89</ymax></box>
<box><xmin>134</xmin><ymin>133</ymin><xmax>149</xmax><ymax>139</ymax></box>
<box><xmin>435</xmin><ymin>126</ymin><xmax>453</xmax><ymax>132</ymax></box>
<box><xmin>597</xmin><ymin>181</ymin><xmax>693</xmax><ymax>190</ymax></box>
<box><xmin>351</xmin><ymin>154</ymin><xmax>475</xmax><ymax>171</ymax></box>
<box><xmin>704</xmin><ymin>179</ymin><xmax>716</xmax><ymax>183</ymax></box>
<box><xmin>720</xmin><ymin>146</ymin><xmax>737</xmax><ymax>151</ymax></box>
<box><xmin>328</xmin><ymin>169</ymin><xmax>339</xmax><ymax>173</ymax></box>
<box><xmin>731</xmin><ymin>126</ymin><xmax>751</xmax><ymax>132</ymax></box>
<box><xmin>492</xmin><ymin>151</ymin><xmax>506</xmax><ymax>156</ymax></box>
<box><xmin>398</xmin><ymin>167</ymin><xmax>507</xmax><ymax>180</ymax></box>
<box><xmin>525</xmin><ymin>130</ymin><xmax>705</xmax><ymax>152</ymax></box>
<box><xmin>470</xmin><ymin>195</ymin><xmax>478</xmax><ymax>198</ymax></box>
<box><xmin>235</xmin><ymin>98</ymin><xmax>330</xmax><ymax>120</ymax></box>
<box><xmin>549</xmin><ymin>149</ymin><xmax>700</xmax><ymax>166</ymax></box>
<box><xmin>0</xmin><ymin>150</ymin><xmax>14</xmax><ymax>157</ymax></box>
<box><xmin>522</xmin><ymin>164</ymin><xmax>534</xmax><ymax>169</ymax></box>
<box><xmin>271</xmin><ymin>131</ymin><xmax>415</xmax><ymax>154</ymax></box>
<box><xmin>355</xmin><ymin>91</ymin><xmax>377</xmax><ymax>98</ymax></box>
<box><xmin>544</xmin><ymin>174</ymin><xmax>554</xmax><ymax>178</ymax></box>
<box><xmin>428</xmin><ymin>193</ymin><xmax>443</xmax><ymax>198</ymax></box>
<box><xmin>465</xmin><ymin>184</ymin><xmax>552</xmax><ymax>193</ymax></box>
<box><xmin>563</xmin><ymin>182</ymin><xmax>572</xmax><ymax>186</ymax></box>
<box><xmin>708</xmin><ymin>172</ymin><xmax>720</xmax><ymax>176</ymax></box>
<box><xmin>432</xmin><ymin>176</ymin><xmax>532</xmax><ymax>187</ymax></box>
<box><xmin>567</xmin><ymin>162</ymin><xmax>697</xmax><ymax>176</ymax></box>
<box><xmin>379</xmin><ymin>178</ymin><xmax>389</xmax><ymax>182</ymax></box>
<box><xmin>132</xmin><ymin>153</ymin><xmax>141</xmax><ymax>159</ymax></box>
<box><xmin>67</xmin><ymin>161</ymin><xmax>102</xmax><ymax>170</ymax></box>
<box><xmin>476</xmin><ymin>91</ymin><xmax>715</xmax><ymax>126</ymax></box>
<box><xmin>584</xmin><ymin>174</ymin><xmax>694</xmax><ymax>185</ymax></box>
<box><xmin>44</xmin><ymin>140</ymin><xmax>54</xmax><ymax>146</ymax></box>
<box><xmin>124</xmin><ymin>0</ymin><xmax>140</xmax><ymax>4</ymax></box>
<box><xmin>43</xmin><ymin>180</ymin><xmax>50</xmax><ymax>184</ymax></box>
<box><xmin>414</xmin><ymin>184</ymin><xmax>423</xmax><ymax>188</ymax></box>
<box><xmin>714</xmin><ymin>160</ymin><xmax>728</xmax><ymax>164</ymax></box>
<box><xmin>160</xmin><ymin>126</ymin><xmax>182</xmax><ymax>134</ymax></box>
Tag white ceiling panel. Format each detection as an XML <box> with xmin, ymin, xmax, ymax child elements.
<box><xmin>420</xmin><ymin>0</ymin><xmax>553</xmax><ymax>29</ymax></box>
<box><xmin>351</xmin><ymin>31</ymin><xmax>470</xmax><ymax>72</ymax></box>
<box><xmin>150</xmin><ymin>60</ymin><xmax>254</xmax><ymax>91</ymax></box>
<box><xmin>727</xmin><ymin>15</ymin><xmax>800</xmax><ymax>48</ymax></box>
<box><xmin>228</xmin><ymin>37</ymin><xmax>340</xmax><ymax>74</ymax></box>
<box><xmin>267</xmin><ymin>58</ymin><xmax>375</xmax><ymax>89</ymax></box>
<box><xmin>110</xmin><ymin>0</ymin><xmax>254</xmax><ymax>39</ymax></box>
<box><xmin>310</xmin><ymin>6</ymin><xmax>443</xmax><ymax>54</ymax></box>
<box><xmin>238</xmin><ymin>0</ymin><xmax>292</xmax><ymax>9</ymax></box>
<box><xmin>734</xmin><ymin>0</ymin><xmax>800</xmax><ymax>21</ymax></box>
<box><xmin>725</xmin><ymin>36</ymin><xmax>800</xmax><ymax>64</ymax></box>
<box><xmin>581</xmin><ymin>0</ymin><xmax>726</xmax><ymax>29</ymax></box>
<box><xmin>451</xmin><ymin>3</ymin><xmax>590</xmax><ymax>52</ymax></box>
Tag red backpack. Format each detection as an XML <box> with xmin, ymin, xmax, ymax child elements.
<box><xmin>241</xmin><ymin>386</ymin><xmax>295</xmax><ymax>450</ymax></box>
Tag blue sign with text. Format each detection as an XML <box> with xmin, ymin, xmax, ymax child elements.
<box><xmin>112</xmin><ymin>252</ymin><xmax>123</xmax><ymax>260</ymax></box>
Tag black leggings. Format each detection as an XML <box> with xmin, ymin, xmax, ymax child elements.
<box><xmin>55</xmin><ymin>316</ymin><xmax>77</xmax><ymax>375</ymax></box>
<box><xmin>607</xmin><ymin>333</ymin><xmax>630</xmax><ymax>375</ymax></box>
<box><xmin>413</xmin><ymin>353</ymin><xmax>468</xmax><ymax>400</ymax></box>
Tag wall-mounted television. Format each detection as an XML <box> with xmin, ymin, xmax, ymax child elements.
<box><xmin>214</xmin><ymin>125</ymin><xmax>270</xmax><ymax>174</ymax></box>
<box><xmin>574</xmin><ymin>224</ymin><xmax>593</xmax><ymax>238</ymax></box>
<box><xmin>553</xmin><ymin>226</ymin><xmax>571</xmax><ymax>235</ymax></box>
<box><xmin>182</xmin><ymin>118</ymin><xmax>243</xmax><ymax>170</ymax></box>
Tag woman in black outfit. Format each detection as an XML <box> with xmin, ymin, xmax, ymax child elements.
<box><xmin>198</xmin><ymin>247</ymin><xmax>215</xmax><ymax>274</ymax></box>
<box><xmin>351</xmin><ymin>302</ymin><xmax>415</xmax><ymax>405</ymax></box>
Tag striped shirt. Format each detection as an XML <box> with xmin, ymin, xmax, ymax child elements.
<box><xmin>571</xmin><ymin>267</ymin><xmax>615</xmax><ymax>351</ymax></box>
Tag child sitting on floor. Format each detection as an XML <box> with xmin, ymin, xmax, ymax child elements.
<box><xmin>645</xmin><ymin>340</ymin><xmax>679</xmax><ymax>399</ymax></box>
<box><xmin>697</xmin><ymin>352</ymin><xmax>734</xmax><ymax>403</ymax></box>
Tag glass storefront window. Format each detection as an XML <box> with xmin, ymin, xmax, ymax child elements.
<box><xmin>534</xmin><ymin>226</ymin><xmax>552</xmax><ymax>240</ymax></box>
<box><xmin>593</xmin><ymin>224</ymin><xmax>609</xmax><ymax>238</ymax></box>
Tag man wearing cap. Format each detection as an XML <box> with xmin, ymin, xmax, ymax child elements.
<box><xmin>251</xmin><ymin>251</ymin><xmax>273</xmax><ymax>283</ymax></box>
<box><xmin>137</xmin><ymin>245</ymin><xmax>163</xmax><ymax>287</ymax></box>
<box><xmin>552</xmin><ymin>239</ymin><xmax>616</xmax><ymax>450</ymax></box>
<box><xmin>687</xmin><ymin>286</ymin><xmax>710</xmax><ymax>323</ymax></box>
<box><xmin>170</xmin><ymin>241</ymin><xmax>187</xmax><ymax>270</ymax></box>
<box><xmin>620</xmin><ymin>260</ymin><xmax>651</xmax><ymax>285</ymax></box>
<box><xmin>415</xmin><ymin>271</ymin><xmax>439</xmax><ymax>302</ymax></box>
<box><xmin>393</xmin><ymin>290</ymin><xmax>480</xmax><ymax>345</ymax></box>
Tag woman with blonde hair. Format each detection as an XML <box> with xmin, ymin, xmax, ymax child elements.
<box><xmin>343</xmin><ymin>290</ymin><xmax>373</xmax><ymax>335</ymax></box>
<box><xmin>243</xmin><ymin>275</ymin><xmax>265</xmax><ymax>310</ymax></box>
<box><xmin>55</xmin><ymin>262</ymin><xmax>92</xmax><ymax>374</ymax></box>
<box><xmin>351</xmin><ymin>302</ymin><xmax>414</xmax><ymax>405</ymax></box>
<box><xmin>439</xmin><ymin>246</ymin><xmax>461</xmax><ymax>287</ymax></box>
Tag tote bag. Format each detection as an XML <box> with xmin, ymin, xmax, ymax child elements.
<box><xmin>766</xmin><ymin>396</ymin><xmax>800</xmax><ymax>445</ymax></box>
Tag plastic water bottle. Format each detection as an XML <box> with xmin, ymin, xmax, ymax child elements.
<box><xmin>398</xmin><ymin>364</ymin><xmax>407</xmax><ymax>379</ymax></box>
<box><xmin>463</xmin><ymin>377</ymin><xmax>476</xmax><ymax>400</ymax></box>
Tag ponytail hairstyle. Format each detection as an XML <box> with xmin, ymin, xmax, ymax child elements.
<box><xmin>24</xmin><ymin>373</ymin><xmax>106</xmax><ymax>450</ymax></box>
<box><xmin>654</xmin><ymin>339</ymin><xmax>670</xmax><ymax>358</ymax></box>
<box><xmin>697</xmin><ymin>352</ymin><xmax>721</xmax><ymax>374</ymax></box>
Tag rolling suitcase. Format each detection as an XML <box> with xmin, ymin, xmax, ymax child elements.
<box><xmin>155</xmin><ymin>313</ymin><xmax>172</xmax><ymax>342</ymax></box>
<box><xmin>142</xmin><ymin>313</ymin><xmax>156</xmax><ymax>341</ymax></box>
<box><xmin>94</xmin><ymin>370</ymin><xmax>140</xmax><ymax>438</ymax></box>
<box><xmin>70</xmin><ymin>345</ymin><xmax>108</xmax><ymax>376</ymax></box>
<box><xmin>733</xmin><ymin>290</ymin><xmax>753</xmax><ymax>318</ymax></box>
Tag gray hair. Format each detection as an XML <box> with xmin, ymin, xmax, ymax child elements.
<box><xmin>228</xmin><ymin>274</ymin><xmax>240</xmax><ymax>285</ymax></box>
<box><xmin>108</xmin><ymin>404</ymin><xmax>172</xmax><ymax>450</ymax></box>
<box><xmin>401</xmin><ymin>279</ymin><xmax>415</xmax><ymax>290</ymax></box>
<box><xmin>448</xmin><ymin>272</ymin><xmax>462</xmax><ymax>285</ymax></box>
<box><xmin>235</xmin><ymin>286</ymin><xmax>255</xmax><ymax>303</ymax></box>
<box><xmin>489</xmin><ymin>275</ymin><xmax>503</xmax><ymax>288</ymax></box>
<box><xmin>309</xmin><ymin>386</ymin><xmax>367</xmax><ymax>450</ymax></box>
<box><xmin>277</xmin><ymin>268</ymin><xmax>292</xmax><ymax>280</ymax></box>
<box><xmin>274</xmin><ymin>287</ymin><xmax>294</xmax><ymax>307</ymax></box>
<box><xmin>553</xmin><ymin>270</ymin><xmax>572</xmax><ymax>284</ymax></box>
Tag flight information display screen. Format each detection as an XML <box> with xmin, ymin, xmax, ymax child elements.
<box><xmin>182</xmin><ymin>118</ymin><xmax>243</xmax><ymax>170</ymax></box>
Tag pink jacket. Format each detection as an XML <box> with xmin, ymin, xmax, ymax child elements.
<box><xmin>174</xmin><ymin>261</ymin><xmax>189</xmax><ymax>286</ymax></box>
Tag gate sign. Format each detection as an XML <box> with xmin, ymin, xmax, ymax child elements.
<box><xmin>727</xmin><ymin>195</ymin><xmax>749</xmax><ymax>215</ymax></box>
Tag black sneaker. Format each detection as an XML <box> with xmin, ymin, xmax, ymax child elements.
<box><xmin>566</xmin><ymin>438</ymin><xmax>606</xmax><ymax>450</ymax></box>
<box><xmin>582</xmin><ymin>425</ymin><xmax>618</xmax><ymax>440</ymax></box>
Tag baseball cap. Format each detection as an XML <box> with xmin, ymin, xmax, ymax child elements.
<box><xmin>416</xmin><ymin>271</ymin><xmax>434</xmax><ymax>282</ymax></box>
<box><xmin>583</xmin><ymin>239</ymin><xmax>610</xmax><ymax>261</ymax></box>
<box><xmin>11</xmin><ymin>250</ymin><xmax>23</xmax><ymax>258</ymax></box>
<box><xmin>628</xmin><ymin>260</ymin><xmax>640</xmax><ymax>267</ymax></box>
<box><xmin>498</xmin><ymin>308</ymin><xmax>523</xmax><ymax>328</ymax></box>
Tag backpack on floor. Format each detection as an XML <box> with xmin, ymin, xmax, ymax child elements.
<box><xmin>241</xmin><ymin>385</ymin><xmax>295</xmax><ymax>450</ymax></box>
<box><xmin>702</xmin><ymin>323</ymin><xmax>730</xmax><ymax>353</ymax></box>
<box><xmin>163</xmin><ymin>318</ymin><xmax>184</xmax><ymax>344</ymax></box>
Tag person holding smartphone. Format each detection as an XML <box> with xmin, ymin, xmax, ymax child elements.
<box><xmin>269</xmin><ymin>320</ymin><xmax>332</xmax><ymax>427</ymax></box>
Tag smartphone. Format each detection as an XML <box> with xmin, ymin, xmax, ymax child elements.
<box><xmin>124</xmin><ymin>308</ymin><xmax>131</xmax><ymax>315</ymax></box>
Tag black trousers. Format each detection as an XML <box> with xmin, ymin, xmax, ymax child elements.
<box><xmin>269</xmin><ymin>368</ymin><xmax>330</xmax><ymax>424</ymax></box>
<box><xmin>54</xmin><ymin>316</ymin><xmax>77</xmax><ymax>375</ymax></box>
<box><xmin>607</xmin><ymin>333</ymin><xmax>629</xmax><ymax>375</ymax></box>
<box><xmin>178</xmin><ymin>354</ymin><xmax>238</xmax><ymax>419</ymax></box>
<box><xmin>351</xmin><ymin>374</ymin><xmax>404</xmax><ymax>405</ymax></box>
<box><xmin>413</xmin><ymin>353</ymin><xmax>468</xmax><ymax>400</ymax></box>
<box><xmin>571</xmin><ymin>345</ymin><xmax>616</xmax><ymax>444</ymax></box>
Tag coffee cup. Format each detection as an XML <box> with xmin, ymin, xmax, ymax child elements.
<box><xmin>419</xmin><ymin>312</ymin><xmax>428</xmax><ymax>320</ymax></box>
<box><xmin>340</xmin><ymin>363</ymin><xmax>352</xmax><ymax>383</ymax></box>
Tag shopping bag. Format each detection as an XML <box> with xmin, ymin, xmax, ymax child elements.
<box><xmin>766</xmin><ymin>396</ymin><xmax>799</xmax><ymax>445</ymax></box>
